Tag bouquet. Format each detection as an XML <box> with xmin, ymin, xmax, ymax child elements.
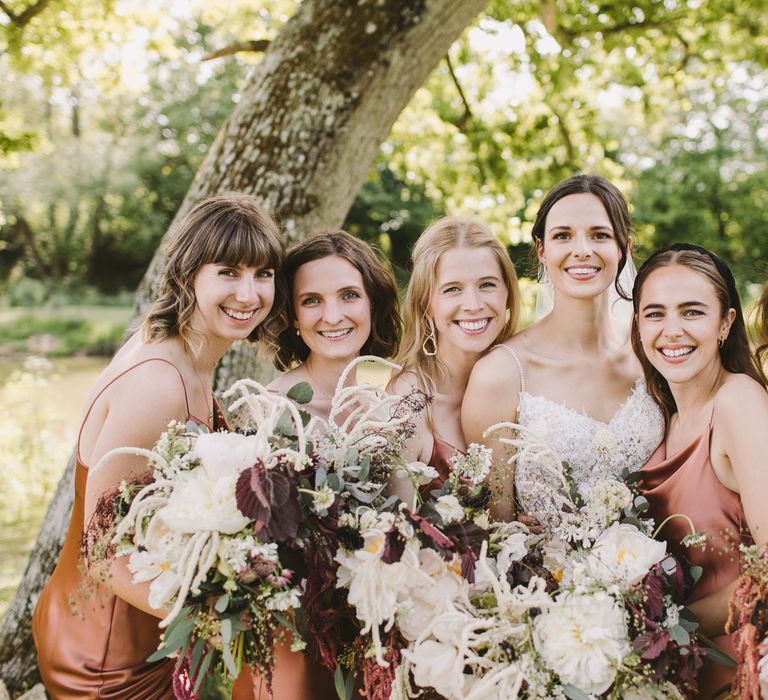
<box><xmin>335</xmin><ymin>423</ymin><xmax>710</xmax><ymax>700</ymax></box>
<box><xmin>87</xmin><ymin>388</ymin><xmax>311</xmax><ymax>695</ymax></box>
<box><xmin>727</xmin><ymin>543</ymin><xmax>768</xmax><ymax>699</ymax></box>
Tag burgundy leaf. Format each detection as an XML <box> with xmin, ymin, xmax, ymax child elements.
<box><xmin>382</xmin><ymin>528</ymin><xmax>405</xmax><ymax>564</ymax></box>
<box><xmin>256</xmin><ymin>472</ymin><xmax>301</xmax><ymax>543</ymax></box>
<box><xmin>236</xmin><ymin>460</ymin><xmax>271</xmax><ymax>527</ymax></box>
<box><xmin>460</xmin><ymin>551</ymin><xmax>476</xmax><ymax>584</ymax></box>
<box><xmin>644</xmin><ymin>566</ymin><xmax>665</xmax><ymax>619</ymax></box>
<box><xmin>634</xmin><ymin>629</ymin><xmax>671</xmax><ymax>660</ymax></box>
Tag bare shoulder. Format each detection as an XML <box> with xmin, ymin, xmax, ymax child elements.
<box><xmin>387</xmin><ymin>369</ymin><xmax>420</xmax><ymax>396</ymax></box>
<box><xmin>267</xmin><ymin>368</ymin><xmax>302</xmax><ymax>395</ymax></box>
<box><xmin>469</xmin><ymin>342</ymin><xmax>523</xmax><ymax>393</ymax></box>
<box><xmin>715</xmin><ymin>372</ymin><xmax>768</xmax><ymax>414</ymax></box>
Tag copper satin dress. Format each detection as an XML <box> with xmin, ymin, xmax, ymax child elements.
<box><xmin>416</xmin><ymin>435</ymin><xmax>455</xmax><ymax>501</ymax></box>
<box><xmin>32</xmin><ymin>359</ymin><xmax>217</xmax><ymax>700</ymax></box>
<box><xmin>641</xmin><ymin>423</ymin><xmax>752</xmax><ymax>699</ymax></box>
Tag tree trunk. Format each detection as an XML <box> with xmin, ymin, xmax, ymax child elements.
<box><xmin>0</xmin><ymin>0</ymin><xmax>489</xmax><ymax>690</ymax></box>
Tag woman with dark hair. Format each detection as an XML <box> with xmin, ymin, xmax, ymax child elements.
<box><xmin>633</xmin><ymin>243</ymin><xmax>768</xmax><ymax>698</ymax></box>
<box><xmin>268</xmin><ymin>229</ymin><xmax>400</xmax><ymax>420</ymax></box>
<box><xmin>463</xmin><ymin>174</ymin><xmax>663</xmax><ymax>524</ymax></box>
<box><xmin>754</xmin><ymin>282</ymin><xmax>768</xmax><ymax>372</ymax></box>
<box><xmin>33</xmin><ymin>193</ymin><xmax>285</xmax><ymax>699</ymax></box>
<box><xmin>389</xmin><ymin>215</ymin><xmax>520</xmax><ymax>497</ymax></box>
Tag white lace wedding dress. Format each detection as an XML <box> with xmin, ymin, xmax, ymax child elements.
<box><xmin>496</xmin><ymin>346</ymin><xmax>664</xmax><ymax>525</ymax></box>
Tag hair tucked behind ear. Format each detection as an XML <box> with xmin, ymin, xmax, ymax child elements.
<box><xmin>630</xmin><ymin>243</ymin><xmax>765</xmax><ymax>422</ymax></box>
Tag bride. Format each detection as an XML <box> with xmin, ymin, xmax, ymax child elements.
<box><xmin>462</xmin><ymin>173</ymin><xmax>663</xmax><ymax>524</ymax></box>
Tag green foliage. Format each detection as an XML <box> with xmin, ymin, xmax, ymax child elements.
<box><xmin>0</xmin><ymin>313</ymin><xmax>125</xmax><ymax>356</ymax></box>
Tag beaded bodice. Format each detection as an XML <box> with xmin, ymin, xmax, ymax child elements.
<box><xmin>497</xmin><ymin>346</ymin><xmax>664</xmax><ymax>523</ymax></box>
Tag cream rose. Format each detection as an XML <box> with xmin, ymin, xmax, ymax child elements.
<box><xmin>587</xmin><ymin>522</ymin><xmax>667</xmax><ymax>589</ymax></box>
<box><xmin>191</xmin><ymin>431</ymin><xmax>259</xmax><ymax>481</ymax></box>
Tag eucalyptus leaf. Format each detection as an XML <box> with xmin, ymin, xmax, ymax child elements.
<box><xmin>334</xmin><ymin>666</ymin><xmax>346</xmax><ymax>700</ymax></box>
<box><xmin>326</xmin><ymin>473</ymin><xmax>341</xmax><ymax>491</ymax></box>
<box><xmin>222</xmin><ymin>643</ymin><xmax>238</xmax><ymax>676</ymax></box>
<box><xmin>214</xmin><ymin>593</ymin><xmax>230</xmax><ymax>613</ymax></box>
<box><xmin>669</xmin><ymin>624</ymin><xmax>690</xmax><ymax>646</ymax></box>
<box><xmin>193</xmin><ymin>650</ymin><xmax>214</xmax><ymax>694</ymax></box>
<box><xmin>689</xmin><ymin>565</ymin><xmax>703</xmax><ymax>583</ymax></box>
<box><xmin>190</xmin><ymin>637</ymin><xmax>206</xmax><ymax>677</ymax></box>
<box><xmin>358</xmin><ymin>456</ymin><xmax>370</xmax><ymax>483</ymax></box>
<box><xmin>701</xmin><ymin>635</ymin><xmax>737</xmax><ymax>667</ymax></box>
<box><xmin>147</xmin><ymin>617</ymin><xmax>194</xmax><ymax>661</ymax></box>
<box><xmin>315</xmin><ymin>467</ymin><xmax>328</xmax><ymax>489</ymax></box>
<box><xmin>287</xmin><ymin>381</ymin><xmax>314</xmax><ymax>404</ymax></box>
<box><xmin>633</xmin><ymin>495</ymin><xmax>650</xmax><ymax>513</ymax></box>
<box><xmin>221</xmin><ymin>618</ymin><xmax>233</xmax><ymax>644</ymax></box>
<box><xmin>276</xmin><ymin>410</ymin><xmax>298</xmax><ymax>437</ymax></box>
<box><xmin>345</xmin><ymin>669</ymin><xmax>355</xmax><ymax>700</ymax></box>
<box><xmin>562</xmin><ymin>684</ymin><xmax>591</xmax><ymax>700</ymax></box>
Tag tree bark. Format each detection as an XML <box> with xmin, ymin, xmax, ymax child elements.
<box><xmin>0</xmin><ymin>0</ymin><xmax>489</xmax><ymax>690</ymax></box>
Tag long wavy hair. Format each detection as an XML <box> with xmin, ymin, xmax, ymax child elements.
<box><xmin>142</xmin><ymin>193</ymin><xmax>286</xmax><ymax>358</ymax></box>
<box><xmin>755</xmin><ymin>283</ymin><xmax>768</xmax><ymax>372</ymax></box>
<box><xmin>394</xmin><ymin>216</ymin><xmax>520</xmax><ymax>423</ymax></box>
<box><xmin>630</xmin><ymin>244</ymin><xmax>766</xmax><ymax>422</ymax></box>
<box><xmin>273</xmin><ymin>230</ymin><xmax>401</xmax><ymax>370</ymax></box>
<box><xmin>532</xmin><ymin>173</ymin><xmax>633</xmax><ymax>299</ymax></box>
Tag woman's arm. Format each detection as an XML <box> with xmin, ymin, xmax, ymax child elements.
<box><xmin>83</xmin><ymin>362</ymin><xmax>189</xmax><ymax>619</ymax></box>
<box><xmin>461</xmin><ymin>348</ymin><xmax>522</xmax><ymax>521</ymax></box>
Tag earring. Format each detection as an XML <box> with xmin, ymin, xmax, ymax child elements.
<box><xmin>422</xmin><ymin>318</ymin><xmax>437</xmax><ymax>357</ymax></box>
<box><xmin>718</xmin><ymin>337</ymin><xmax>724</xmax><ymax>349</ymax></box>
<box><xmin>295</xmin><ymin>328</ymin><xmax>301</xmax><ymax>337</ymax></box>
<box><xmin>537</xmin><ymin>262</ymin><xmax>550</xmax><ymax>284</ymax></box>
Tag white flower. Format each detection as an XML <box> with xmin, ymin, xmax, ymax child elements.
<box><xmin>404</xmin><ymin>639</ymin><xmax>466</xmax><ymax>698</ymax></box>
<box><xmin>534</xmin><ymin>590</ymin><xmax>629</xmax><ymax>694</ymax></box>
<box><xmin>435</xmin><ymin>495</ymin><xmax>464</xmax><ymax>524</ymax></box>
<box><xmin>159</xmin><ymin>467</ymin><xmax>251</xmax><ymax>534</ymax></box>
<box><xmin>496</xmin><ymin>532</ymin><xmax>529</xmax><ymax>576</ymax></box>
<box><xmin>758</xmin><ymin>637</ymin><xmax>768</xmax><ymax>699</ymax></box>
<box><xmin>592</xmin><ymin>428</ymin><xmax>616</xmax><ymax>454</ymax></box>
<box><xmin>398</xmin><ymin>461</ymin><xmax>439</xmax><ymax>486</ymax></box>
<box><xmin>473</xmin><ymin>511</ymin><xmax>490</xmax><ymax>530</ymax></box>
<box><xmin>450</xmin><ymin>443</ymin><xmax>492</xmax><ymax>485</ymax></box>
<box><xmin>191</xmin><ymin>431</ymin><xmax>259</xmax><ymax>481</ymax></box>
<box><xmin>586</xmin><ymin>522</ymin><xmax>667</xmax><ymax>589</ymax></box>
<box><xmin>311</xmin><ymin>484</ymin><xmax>336</xmax><ymax>514</ymax></box>
<box><xmin>265</xmin><ymin>587</ymin><xmax>301</xmax><ymax>611</ymax></box>
<box><xmin>542</xmin><ymin>537</ymin><xmax>569</xmax><ymax>582</ymax></box>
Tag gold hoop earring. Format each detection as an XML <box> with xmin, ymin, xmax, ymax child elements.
<box><xmin>422</xmin><ymin>318</ymin><xmax>437</xmax><ymax>357</ymax></box>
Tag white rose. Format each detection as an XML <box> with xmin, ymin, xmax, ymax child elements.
<box><xmin>435</xmin><ymin>494</ymin><xmax>464</xmax><ymax>524</ymax></box>
<box><xmin>191</xmin><ymin>431</ymin><xmax>259</xmax><ymax>481</ymax></box>
<box><xmin>534</xmin><ymin>591</ymin><xmax>629</xmax><ymax>694</ymax></box>
<box><xmin>496</xmin><ymin>532</ymin><xmax>529</xmax><ymax>576</ymax></box>
<box><xmin>587</xmin><ymin>522</ymin><xmax>667</xmax><ymax>589</ymax></box>
<box><xmin>404</xmin><ymin>639</ymin><xmax>466</xmax><ymax>698</ymax></box>
<box><xmin>398</xmin><ymin>461</ymin><xmax>439</xmax><ymax>486</ymax></box>
<box><xmin>159</xmin><ymin>468</ymin><xmax>251</xmax><ymax>534</ymax></box>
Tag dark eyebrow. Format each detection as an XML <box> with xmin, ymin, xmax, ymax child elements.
<box><xmin>641</xmin><ymin>301</ymin><xmax>708</xmax><ymax>312</ymax></box>
<box><xmin>641</xmin><ymin>302</ymin><xmax>666</xmax><ymax>312</ymax></box>
<box><xmin>547</xmin><ymin>225</ymin><xmax>613</xmax><ymax>232</ymax></box>
<box><xmin>679</xmin><ymin>301</ymin><xmax>707</xmax><ymax>308</ymax></box>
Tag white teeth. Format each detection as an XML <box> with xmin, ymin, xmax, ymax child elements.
<box><xmin>319</xmin><ymin>329</ymin><xmax>352</xmax><ymax>338</ymax></box>
<box><xmin>568</xmin><ymin>267</ymin><xmax>599</xmax><ymax>275</ymax></box>
<box><xmin>457</xmin><ymin>319</ymin><xmax>489</xmax><ymax>331</ymax></box>
<box><xmin>223</xmin><ymin>308</ymin><xmax>255</xmax><ymax>320</ymax></box>
<box><xmin>660</xmin><ymin>347</ymin><xmax>694</xmax><ymax>358</ymax></box>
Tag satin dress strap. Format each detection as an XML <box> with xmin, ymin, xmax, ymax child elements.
<box><xmin>33</xmin><ymin>357</ymin><xmax>206</xmax><ymax>700</ymax></box>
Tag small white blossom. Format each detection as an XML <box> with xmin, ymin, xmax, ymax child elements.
<box><xmin>449</xmin><ymin>443</ymin><xmax>492</xmax><ymax>485</ymax></box>
<box><xmin>435</xmin><ymin>495</ymin><xmax>464</xmax><ymax>524</ymax></box>
<box><xmin>265</xmin><ymin>587</ymin><xmax>301</xmax><ymax>611</ymax></box>
<box><xmin>311</xmin><ymin>484</ymin><xmax>336</xmax><ymax>515</ymax></box>
<box><xmin>397</xmin><ymin>461</ymin><xmax>439</xmax><ymax>486</ymax></box>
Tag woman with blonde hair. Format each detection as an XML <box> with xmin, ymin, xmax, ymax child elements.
<box><xmin>389</xmin><ymin>215</ymin><xmax>520</xmax><ymax>496</ymax></box>
<box><xmin>33</xmin><ymin>193</ymin><xmax>285</xmax><ymax>699</ymax></box>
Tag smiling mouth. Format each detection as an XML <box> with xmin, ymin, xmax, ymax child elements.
<box><xmin>319</xmin><ymin>328</ymin><xmax>353</xmax><ymax>339</ymax></box>
<box><xmin>565</xmin><ymin>266</ymin><xmax>600</xmax><ymax>278</ymax></box>
<box><xmin>455</xmin><ymin>319</ymin><xmax>490</xmax><ymax>333</ymax></box>
<box><xmin>659</xmin><ymin>346</ymin><xmax>695</xmax><ymax>359</ymax></box>
<box><xmin>222</xmin><ymin>307</ymin><xmax>257</xmax><ymax>321</ymax></box>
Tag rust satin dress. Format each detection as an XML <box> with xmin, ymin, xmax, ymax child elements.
<box><xmin>641</xmin><ymin>424</ymin><xmax>752</xmax><ymax>700</ymax></box>
<box><xmin>417</xmin><ymin>435</ymin><xmax>455</xmax><ymax>501</ymax></box>
<box><xmin>32</xmin><ymin>359</ymin><xmax>217</xmax><ymax>700</ymax></box>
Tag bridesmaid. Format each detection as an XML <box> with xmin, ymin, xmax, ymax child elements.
<box><xmin>268</xmin><ymin>229</ymin><xmax>400</xmax><ymax>419</ymax></box>
<box><xmin>232</xmin><ymin>231</ymin><xmax>401</xmax><ymax>699</ymax></box>
<box><xmin>461</xmin><ymin>174</ymin><xmax>663</xmax><ymax>524</ymax></box>
<box><xmin>755</xmin><ymin>281</ymin><xmax>768</xmax><ymax>370</ymax></box>
<box><xmin>388</xmin><ymin>216</ymin><xmax>520</xmax><ymax>501</ymax></box>
<box><xmin>633</xmin><ymin>243</ymin><xmax>768</xmax><ymax>698</ymax></box>
<box><xmin>32</xmin><ymin>194</ymin><xmax>285</xmax><ymax>699</ymax></box>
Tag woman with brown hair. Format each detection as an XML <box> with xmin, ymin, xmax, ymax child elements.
<box><xmin>32</xmin><ymin>193</ymin><xmax>285</xmax><ymax>699</ymax></box>
<box><xmin>388</xmin><ymin>215</ymin><xmax>520</xmax><ymax>498</ymax></box>
<box><xmin>268</xmin><ymin>229</ymin><xmax>400</xmax><ymax>419</ymax></box>
<box><xmin>462</xmin><ymin>174</ymin><xmax>663</xmax><ymax>524</ymax></box>
<box><xmin>633</xmin><ymin>243</ymin><xmax>768</xmax><ymax>698</ymax></box>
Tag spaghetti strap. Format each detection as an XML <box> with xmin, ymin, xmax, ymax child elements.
<box><xmin>492</xmin><ymin>344</ymin><xmax>526</xmax><ymax>394</ymax></box>
<box><xmin>76</xmin><ymin>357</ymin><xmax>191</xmax><ymax>466</ymax></box>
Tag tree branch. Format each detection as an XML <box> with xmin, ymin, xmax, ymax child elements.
<box><xmin>445</xmin><ymin>53</ymin><xmax>473</xmax><ymax>130</ymax></box>
<box><xmin>202</xmin><ymin>38</ymin><xmax>270</xmax><ymax>62</ymax></box>
<box><xmin>0</xmin><ymin>0</ymin><xmax>53</xmax><ymax>28</ymax></box>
